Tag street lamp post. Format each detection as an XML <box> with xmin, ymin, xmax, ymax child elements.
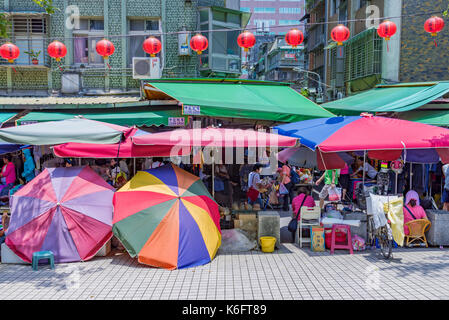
<box><xmin>293</xmin><ymin>67</ymin><xmax>323</xmax><ymax>101</ymax></box>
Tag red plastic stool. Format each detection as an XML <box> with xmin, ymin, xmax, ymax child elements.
<box><xmin>330</xmin><ymin>224</ymin><xmax>353</xmax><ymax>255</ymax></box>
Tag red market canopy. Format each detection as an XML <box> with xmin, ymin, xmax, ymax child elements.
<box><xmin>275</xmin><ymin>115</ymin><xmax>449</xmax><ymax>169</ymax></box>
<box><xmin>53</xmin><ymin>128</ymin><xmax>186</xmax><ymax>158</ymax></box>
<box><xmin>132</xmin><ymin>127</ymin><xmax>299</xmax><ymax>148</ymax></box>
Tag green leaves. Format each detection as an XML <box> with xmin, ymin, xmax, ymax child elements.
<box><xmin>32</xmin><ymin>0</ymin><xmax>58</xmax><ymax>14</ymax></box>
<box><xmin>0</xmin><ymin>13</ymin><xmax>10</xmax><ymax>39</ymax></box>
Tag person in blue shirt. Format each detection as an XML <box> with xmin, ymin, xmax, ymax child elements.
<box><xmin>21</xmin><ymin>149</ymin><xmax>35</xmax><ymax>183</ymax></box>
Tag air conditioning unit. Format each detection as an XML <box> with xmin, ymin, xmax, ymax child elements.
<box><xmin>132</xmin><ymin>57</ymin><xmax>161</xmax><ymax>80</ymax></box>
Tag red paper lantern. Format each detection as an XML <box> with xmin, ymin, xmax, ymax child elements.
<box><xmin>424</xmin><ymin>16</ymin><xmax>445</xmax><ymax>37</ymax></box>
<box><xmin>285</xmin><ymin>28</ymin><xmax>304</xmax><ymax>48</ymax></box>
<box><xmin>237</xmin><ymin>31</ymin><xmax>256</xmax><ymax>52</ymax></box>
<box><xmin>190</xmin><ymin>34</ymin><xmax>208</xmax><ymax>55</ymax></box>
<box><xmin>0</xmin><ymin>43</ymin><xmax>20</xmax><ymax>63</ymax></box>
<box><xmin>47</xmin><ymin>41</ymin><xmax>67</xmax><ymax>62</ymax></box>
<box><xmin>143</xmin><ymin>36</ymin><xmax>162</xmax><ymax>57</ymax></box>
<box><xmin>331</xmin><ymin>24</ymin><xmax>350</xmax><ymax>45</ymax></box>
<box><xmin>377</xmin><ymin>20</ymin><xmax>397</xmax><ymax>41</ymax></box>
<box><xmin>96</xmin><ymin>39</ymin><xmax>115</xmax><ymax>59</ymax></box>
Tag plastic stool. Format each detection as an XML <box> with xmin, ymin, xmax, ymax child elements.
<box><xmin>330</xmin><ymin>224</ymin><xmax>353</xmax><ymax>255</ymax></box>
<box><xmin>32</xmin><ymin>251</ymin><xmax>55</xmax><ymax>271</ymax></box>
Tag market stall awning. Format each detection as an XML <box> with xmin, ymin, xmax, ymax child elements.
<box><xmin>0</xmin><ymin>118</ymin><xmax>130</xmax><ymax>145</ymax></box>
<box><xmin>0</xmin><ymin>112</ymin><xmax>17</xmax><ymax>127</ymax></box>
<box><xmin>398</xmin><ymin>110</ymin><xmax>449</xmax><ymax>127</ymax></box>
<box><xmin>144</xmin><ymin>79</ymin><xmax>334</xmax><ymax>122</ymax></box>
<box><xmin>16</xmin><ymin>108</ymin><xmax>187</xmax><ymax>127</ymax></box>
<box><xmin>0</xmin><ymin>95</ymin><xmax>150</xmax><ymax>110</ymax></box>
<box><xmin>322</xmin><ymin>81</ymin><xmax>449</xmax><ymax>115</ymax></box>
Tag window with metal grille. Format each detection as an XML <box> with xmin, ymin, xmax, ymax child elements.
<box><xmin>6</xmin><ymin>16</ymin><xmax>49</xmax><ymax>66</ymax></box>
<box><xmin>344</xmin><ymin>28</ymin><xmax>382</xmax><ymax>82</ymax></box>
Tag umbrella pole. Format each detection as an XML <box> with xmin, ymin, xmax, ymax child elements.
<box><xmin>410</xmin><ymin>163</ymin><xmax>412</xmax><ymax>191</ymax></box>
<box><xmin>133</xmin><ymin>158</ymin><xmax>136</xmax><ymax>176</ymax></box>
<box><xmin>363</xmin><ymin>150</ymin><xmax>366</xmax><ymax>186</ymax></box>
<box><xmin>78</xmin><ymin>158</ymin><xmax>81</xmax><ymax>166</ymax></box>
<box><xmin>212</xmin><ymin>152</ymin><xmax>215</xmax><ymax>197</ymax></box>
<box><xmin>395</xmin><ymin>171</ymin><xmax>398</xmax><ymax>194</ymax></box>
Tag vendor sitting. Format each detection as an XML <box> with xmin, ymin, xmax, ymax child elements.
<box><xmin>291</xmin><ymin>187</ymin><xmax>315</xmax><ymax>219</ymax></box>
<box><xmin>351</xmin><ymin>158</ymin><xmax>378</xmax><ymax>180</ymax></box>
<box><xmin>403</xmin><ymin>190</ymin><xmax>428</xmax><ymax>235</ymax></box>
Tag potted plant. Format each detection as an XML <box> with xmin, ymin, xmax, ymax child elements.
<box><xmin>24</xmin><ymin>50</ymin><xmax>41</xmax><ymax>65</ymax></box>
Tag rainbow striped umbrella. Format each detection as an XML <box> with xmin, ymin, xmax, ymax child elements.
<box><xmin>112</xmin><ymin>164</ymin><xmax>221</xmax><ymax>270</ymax></box>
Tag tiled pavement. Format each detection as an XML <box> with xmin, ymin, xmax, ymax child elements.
<box><xmin>1</xmin><ymin>245</ymin><xmax>449</xmax><ymax>300</ymax></box>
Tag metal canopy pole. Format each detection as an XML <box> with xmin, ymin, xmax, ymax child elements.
<box><xmin>362</xmin><ymin>150</ymin><xmax>366</xmax><ymax>186</ymax></box>
<box><xmin>133</xmin><ymin>158</ymin><xmax>136</xmax><ymax>176</ymax></box>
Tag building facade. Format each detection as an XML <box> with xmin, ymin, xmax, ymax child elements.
<box><xmin>240</xmin><ymin>0</ymin><xmax>305</xmax><ymax>35</ymax></box>
<box><xmin>304</xmin><ymin>0</ymin><xmax>449</xmax><ymax>102</ymax></box>
<box><xmin>0</xmin><ymin>0</ymin><xmax>247</xmax><ymax>97</ymax></box>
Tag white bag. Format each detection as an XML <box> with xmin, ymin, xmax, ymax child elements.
<box><xmin>328</xmin><ymin>187</ymin><xmax>342</xmax><ymax>201</ymax></box>
<box><xmin>368</xmin><ymin>193</ymin><xmax>400</xmax><ymax>229</ymax></box>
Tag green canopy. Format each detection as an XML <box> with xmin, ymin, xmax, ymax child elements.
<box><xmin>17</xmin><ymin>108</ymin><xmax>187</xmax><ymax>127</ymax></box>
<box><xmin>0</xmin><ymin>118</ymin><xmax>127</xmax><ymax>145</ymax></box>
<box><xmin>322</xmin><ymin>82</ymin><xmax>449</xmax><ymax>115</ymax></box>
<box><xmin>399</xmin><ymin>110</ymin><xmax>449</xmax><ymax>127</ymax></box>
<box><xmin>146</xmin><ymin>79</ymin><xmax>334</xmax><ymax>122</ymax></box>
<box><xmin>0</xmin><ymin>112</ymin><xmax>17</xmax><ymax>126</ymax></box>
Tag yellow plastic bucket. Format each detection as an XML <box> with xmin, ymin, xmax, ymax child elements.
<box><xmin>260</xmin><ymin>236</ymin><xmax>276</xmax><ymax>253</ymax></box>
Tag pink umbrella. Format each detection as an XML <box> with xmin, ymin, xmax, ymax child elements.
<box><xmin>6</xmin><ymin>166</ymin><xmax>115</xmax><ymax>263</ymax></box>
<box><xmin>53</xmin><ymin>128</ymin><xmax>187</xmax><ymax>158</ymax></box>
<box><xmin>132</xmin><ymin>127</ymin><xmax>298</xmax><ymax>147</ymax></box>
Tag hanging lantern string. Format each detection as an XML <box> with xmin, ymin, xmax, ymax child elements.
<box><xmin>0</xmin><ymin>11</ymin><xmax>443</xmax><ymax>42</ymax></box>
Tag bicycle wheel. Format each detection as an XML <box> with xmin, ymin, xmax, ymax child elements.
<box><xmin>379</xmin><ymin>226</ymin><xmax>392</xmax><ymax>259</ymax></box>
<box><xmin>366</xmin><ymin>216</ymin><xmax>376</xmax><ymax>248</ymax></box>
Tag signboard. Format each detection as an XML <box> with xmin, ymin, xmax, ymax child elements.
<box><xmin>19</xmin><ymin>121</ymin><xmax>38</xmax><ymax>126</ymax></box>
<box><xmin>183</xmin><ymin>105</ymin><xmax>201</xmax><ymax>115</ymax></box>
<box><xmin>168</xmin><ymin>117</ymin><xmax>186</xmax><ymax>127</ymax></box>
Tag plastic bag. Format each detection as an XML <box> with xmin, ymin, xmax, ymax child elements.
<box><xmin>352</xmin><ymin>234</ymin><xmax>366</xmax><ymax>251</ymax></box>
<box><xmin>369</xmin><ymin>194</ymin><xmax>400</xmax><ymax>229</ymax></box>
<box><xmin>328</xmin><ymin>187</ymin><xmax>342</xmax><ymax>201</ymax></box>
<box><xmin>219</xmin><ymin>229</ymin><xmax>257</xmax><ymax>253</ymax></box>
<box><xmin>279</xmin><ymin>183</ymin><xmax>289</xmax><ymax>195</ymax></box>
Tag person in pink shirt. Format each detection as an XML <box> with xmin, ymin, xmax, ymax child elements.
<box><xmin>403</xmin><ymin>190</ymin><xmax>428</xmax><ymax>235</ymax></box>
<box><xmin>280</xmin><ymin>162</ymin><xmax>294</xmax><ymax>211</ymax></box>
<box><xmin>0</xmin><ymin>155</ymin><xmax>16</xmax><ymax>197</ymax></box>
<box><xmin>339</xmin><ymin>163</ymin><xmax>350</xmax><ymax>202</ymax></box>
<box><xmin>290</xmin><ymin>187</ymin><xmax>315</xmax><ymax>242</ymax></box>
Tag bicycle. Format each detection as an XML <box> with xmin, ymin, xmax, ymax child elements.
<box><xmin>366</xmin><ymin>204</ymin><xmax>394</xmax><ymax>259</ymax></box>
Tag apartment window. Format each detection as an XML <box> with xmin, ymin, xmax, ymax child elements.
<box><xmin>8</xmin><ymin>16</ymin><xmax>48</xmax><ymax>66</ymax></box>
<box><xmin>358</xmin><ymin>0</ymin><xmax>368</xmax><ymax>9</ymax></box>
<box><xmin>73</xmin><ymin>18</ymin><xmax>104</xmax><ymax>66</ymax></box>
<box><xmin>279</xmin><ymin>20</ymin><xmax>301</xmax><ymax>26</ymax></box>
<box><xmin>199</xmin><ymin>8</ymin><xmax>242</xmax><ymax>73</ymax></box>
<box><xmin>240</xmin><ymin>7</ymin><xmax>251</xmax><ymax>12</ymax></box>
<box><xmin>344</xmin><ymin>28</ymin><xmax>382</xmax><ymax>82</ymax></box>
<box><xmin>279</xmin><ymin>8</ymin><xmax>302</xmax><ymax>14</ymax></box>
<box><xmin>331</xmin><ymin>0</ymin><xmax>340</xmax><ymax>16</ymax></box>
<box><xmin>254</xmin><ymin>7</ymin><xmax>276</xmax><ymax>13</ymax></box>
<box><xmin>128</xmin><ymin>19</ymin><xmax>162</xmax><ymax>66</ymax></box>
